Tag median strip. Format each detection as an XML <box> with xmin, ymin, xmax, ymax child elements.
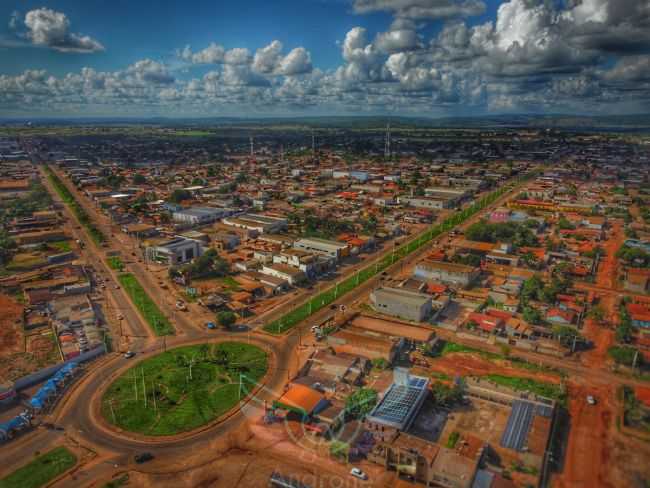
<box><xmin>44</xmin><ymin>165</ymin><xmax>106</xmax><ymax>245</ymax></box>
<box><xmin>0</xmin><ymin>446</ymin><xmax>77</xmax><ymax>488</ymax></box>
<box><xmin>118</xmin><ymin>273</ymin><xmax>175</xmax><ymax>336</ymax></box>
<box><xmin>263</xmin><ymin>173</ymin><xmax>535</xmax><ymax>335</ymax></box>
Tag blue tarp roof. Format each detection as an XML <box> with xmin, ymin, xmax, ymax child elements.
<box><xmin>0</xmin><ymin>416</ymin><xmax>28</xmax><ymax>433</ymax></box>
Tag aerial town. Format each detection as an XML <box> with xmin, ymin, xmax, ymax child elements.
<box><xmin>0</xmin><ymin>122</ymin><xmax>649</xmax><ymax>488</ymax></box>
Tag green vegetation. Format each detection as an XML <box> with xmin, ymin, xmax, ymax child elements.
<box><xmin>0</xmin><ymin>230</ymin><xmax>17</xmax><ymax>267</ymax></box>
<box><xmin>520</xmin><ymin>271</ymin><xmax>572</xmax><ymax>307</ymax></box>
<box><xmin>118</xmin><ymin>273</ymin><xmax>174</xmax><ymax>336</ymax></box>
<box><xmin>263</xmin><ymin>175</ymin><xmax>534</xmax><ymax>334</ymax></box>
<box><xmin>217</xmin><ymin>310</ymin><xmax>237</xmax><ymax>328</ymax></box>
<box><xmin>609</xmin><ymin>345</ymin><xmax>643</xmax><ymax>367</ymax></box>
<box><xmin>0</xmin><ymin>447</ymin><xmax>77</xmax><ymax>488</ymax></box>
<box><xmin>132</xmin><ymin>173</ymin><xmax>146</xmax><ymax>185</ymax></box>
<box><xmin>431</xmin><ymin>381</ymin><xmax>464</xmax><ymax>407</ymax></box>
<box><xmin>371</xmin><ymin>357</ymin><xmax>389</xmax><ymax>371</ymax></box>
<box><xmin>103</xmin><ymin>474</ymin><xmax>129</xmax><ymax>488</ymax></box>
<box><xmin>0</xmin><ymin>182</ymin><xmax>52</xmax><ymax>221</ymax></box>
<box><xmin>101</xmin><ymin>343</ymin><xmax>268</xmax><ymax>435</ymax></box>
<box><xmin>329</xmin><ymin>440</ymin><xmax>350</xmax><ymax>461</ymax></box>
<box><xmin>485</xmin><ymin>374</ymin><xmax>565</xmax><ymax>404</ymax></box>
<box><xmin>49</xmin><ymin>240</ymin><xmax>72</xmax><ymax>253</ymax></box>
<box><xmin>168</xmin><ymin>188</ymin><xmax>192</xmax><ymax>203</ymax></box>
<box><xmin>622</xmin><ymin>385</ymin><xmax>650</xmax><ymax>433</ymax></box>
<box><xmin>616</xmin><ymin>245</ymin><xmax>650</xmax><ymax>268</ymax></box>
<box><xmin>107</xmin><ymin>256</ymin><xmax>124</xmax><ymax>271</ymax></box>
<box><xmin>345</xmin><ymin>388</ymin><xmax>378</xmax><ymax>418</ymax></box>
<box><xmin>617</xmin><ymin>304</ymin><xmax>634</xmax><ymax>344</ymax></box>
<box><xmin>446</xmin><ymin>431</ymin><xmax>460</xmax><ymax>449</ymax></box>
<box><xmin>178</xmin><ymin>249</ymin><xmax>229</xmax><ymax>281</ymax></box>
<box><xmin>465</xmin><ymin>220</ymin><xmax>539</xmax><ymax>248</ymax></box>
<box><xmin>44</xmin><ymin>166</ymin><xmax>106</xmax><ymax>244</ymax></box>
<box><xmin>552</xmin><ymin>325</ymin><xmax>584</xmax><ymax>348</ymax></box>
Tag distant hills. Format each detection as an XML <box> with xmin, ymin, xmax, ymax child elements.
<box><xmin>2</xmin><ymin>113</ymin><xmax>650</xmax><ymax>131</ymax></box>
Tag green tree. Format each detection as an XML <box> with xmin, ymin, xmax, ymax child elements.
<box><xmin>345</xmin><ymin>388</ymin><xmax>378</xmax><ymax>418</ymax></box>
<box><xmin>132</xmin><ymin>174</ymin><xmax>146</xmax><ymax>185</ymax></box>
<box><xmin>169</xmin><ymin>189</ymin><xmax>192</xmax><ymax>203</ymax></box>
<box><xmin>552</xmin><ymin>325</ymin><xmax>583</xmax><ymax>347</ymax></box>
<box><xmin>608</xmin><ymin>346</ymin><xmax>642</xmax><ymax>367</ymax></box>
<box><xmin>588</xmin><ymin>305</ymin><xmax>605</xmax><ymax>323</ymax></box>
<box><xmin>431</xmin><ymin>381</ymin><xmax>464</xmax><ymax>407</ymax></box>
<box><xmin>217</xmin><ymin>311</ymin><xmax>237</xmax><ymax>329</ymax></box>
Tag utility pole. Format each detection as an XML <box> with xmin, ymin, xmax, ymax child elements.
<box><xmin>109</xmin><ymin>399</ymin><xmax>117</xmax><ymax>423</ymax></box>
<box><xmin>384</xmin><ymin>123</ymin><xmax>391</xmax><ymax>160</ymax></box>
<box><xmin>133</xmin><ymin>370</ymin><xmax>138</xmax><ymax>401</ymax></box>
<box><xmin>142</xmin><ymin>368</ymin><xmax>147</xmax><ymax>408</ymax></box>
<box><xmin>152</xmin><ymin>382</ymin><xmax>157</xmax><ymax>412</ymax></box>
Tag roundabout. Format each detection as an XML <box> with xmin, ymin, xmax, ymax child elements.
<box><xmin>100</xmin><ymin>342</ymin><xmax>268</xmax><ymax>436</ymax></box>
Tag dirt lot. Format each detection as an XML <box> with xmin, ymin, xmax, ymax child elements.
<box><xmin>553</xmin><ymin>383</ymin><xmax>650</xmax><ymax>488</ymax></box>
<box><xmin>0</xmin><ymin>293</ymin><xmax>24</xmax><ymax>355</ymax></box>
<box><xmin>94</xmin><ymin>417</ymin><xmax>391</xmax><ymax>488</ymax></box>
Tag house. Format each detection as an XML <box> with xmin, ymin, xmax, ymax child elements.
<box><xmin>172</xmin><ymin>206</ymin><xmax>224</xmax><ymax>225</ymax></box>
<box><xmin>260</xmin><ymin>263</ymin><xmax>306</xmax><ymax>286</ymax></box>
<box><xmin>273</xmin><ymin>384</ymin><xmax>328</xmax><ymax>419</ymax></box>
<box><xmin>222</xmin><ymin>213</ymin><xmax>288</xmax><ymax>234</ymax></box>
<box><xmin>293</xmin><ymin>237</ymin><xmax>349</xmax><ymax>260</ymax></box>
<box><xmin>122</xmin><ymin>223</ymin><xmax>158</xmax><ymax>238</ymax></box>
<box><xmin>370</xmin><ymin>287</ymin><xmax>433</xmax><ymax>322</ymax></box>
<box><xmin>467</xmin><ymin>312</ymin><xmax>504</xmax><ymax>334</ymax></box>
<box><xmin>145</xmin><ymin>237</ymin><xmax>203</xmax><ymax>265</ymax></box>
<box><xmin>213</xmin><ymin>231</ymin><xmax>240</xmax><ymax>251</ymax></box>
<box><xmin>625</xmin><ymin>268</ymin><xmax>650</xmax><ymax>294</ymax></box>
<box><xmin>414</xmin><ymin>260</ymin><xmax>479</xmax><ymax>288</ymax></box>
<box><xmin>628</xmin><ymin>303</ymin><xmax>650</xmax><ymax>329</ymax></box>
<box><xmin>546</xmin><ymin>308</ymin><xmax>576</xmax><ymax>326</ymax></box>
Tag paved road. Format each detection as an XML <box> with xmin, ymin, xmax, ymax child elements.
<box><xmin>3</xmin><ymin>166</ymin><xmax>543</xmax><ymax>484</ymax></box>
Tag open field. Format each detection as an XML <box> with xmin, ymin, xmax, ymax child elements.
<box><xmin>117</xmin><ymin>273</ymin><xmax>174</xmax><ymax>336</ymax></box>
<box><xmin>101</xmin><ymin>343</ymin><xmax>268</xmax><ymax>436</ymax></box>
<box><xmin>263</xmin><ymin>175</ymin><xmax>534</xmax><ymax>334</ymax></box>
<box><xmin>0</xmin><ymin>446</ymin><xmax>77</xmax><ymax>488</ymax></box>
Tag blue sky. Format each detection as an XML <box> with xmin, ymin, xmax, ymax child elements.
<box><xmin>0</xmin><ymin>0</ymin><xmax>648</xmax><ymax>117</ymax></box>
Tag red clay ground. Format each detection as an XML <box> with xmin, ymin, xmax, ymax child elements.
<box><xmin>577</xmin><ymin>222</ymin><xmax>622</xmax><ymax>369</ymax></box>
<box><xmin>419</xmin><ymin>351</ymin><xmax>563</xmax><ymax>385</ymax></box>
<box><xmin>553</xmin><ymin>382</ymin><xmax>650</xmax><ymax>488</ymax></box>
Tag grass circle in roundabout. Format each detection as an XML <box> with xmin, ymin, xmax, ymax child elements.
<box><xmin>100</xmin><ymin>342</ymin><xmax>268</xmax><ymax>436</ymax></box>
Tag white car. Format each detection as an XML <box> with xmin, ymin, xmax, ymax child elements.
<box><xmin>124</xmin><ymin>351</ymin><xmax>135</xmax><ymax>359</ymax></box>
<box><xmin>350</xmin><ymin>468</ymin><xmax>368</xmax><ymax>480</ymax></box>
<box><xmin>586</xmin><ymin>395</ymin><xmax>597</xmax><ymax>405</ymax></box>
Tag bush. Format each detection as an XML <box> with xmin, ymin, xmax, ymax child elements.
<box><xmin>608</xmin><ymin>346</ymin><xmax>642</xmax><ymax>367</ymax></box>
<box><xmin>345</xmin><ymin>388</ymin><xmax>378</xmax><ymax>418</ymax></box>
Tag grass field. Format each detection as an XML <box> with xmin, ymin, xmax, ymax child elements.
<box><xmin>485</xmin><ymin>374</ymin><xmax>565</xmax><ymax>404</ymax></box>
<box><xmin>44</xmin><ymin>166</ymin><xmax>106</xmax><ymax>245</ymax></box>
<box><xmin>118</xmin><ymin>273</ymin><xmax>174</xmax><ymax>336</ymax></box>
<box><xmin>262</xmin><ymin>174</ymin><xmax>535</xmax><ymax>335</ymax></box>
<box><xmin>49</xmin><ymin>240</ymin><xmax>72</xmax><ymax>252</ymax></box>
<box><xmin>101</xmin><ymin>343</ymin><xmax>268</xmax><ymax>435</ymax></box>
<box><xmin>107</xmin><ymin>256</ymin><xmax>124</xmax><ymax>271</ymax></box>
<box><xmin>0</xmin><ymin>447</ymin><xmax>77</xmax><ymax>488</ymax></box>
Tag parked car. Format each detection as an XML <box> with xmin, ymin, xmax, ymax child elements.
<box><xmin>350</xmin><ymin>467</ymin><xmax>368</xmax><ymax>480</ymax></box>
<box><xmin>206</xmin><ymin>322</ymin><xmax>217</xmax><ymax>330</ymax></box>
<box><xmin>134</xmin><ymin>452</ymin><xmax>154</xmax><ymax>464</ymax></box>
<box><xmin>587</xmin><ymin>395</ymin><xmax>597</xmax><ymax>405</ymax></box>
<box><xmin>124</xmin><ymin>351</ymin><xmax>135</xmax><ymax>359</ymax></box>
